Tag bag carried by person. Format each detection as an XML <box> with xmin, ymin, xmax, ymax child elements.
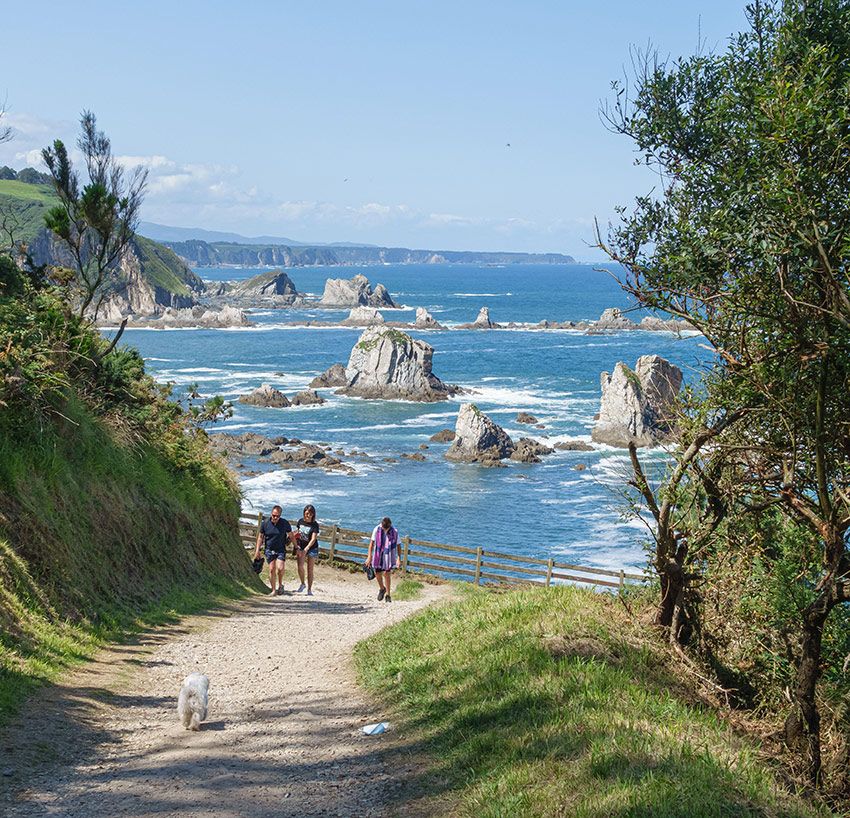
<box><xmin>364</xmin><ymin>564</ymin><xmax>376</xmax><ymax>581</ymax></box>
<box><xmin>252</xmin><ymin>557</ymin><xmax>264</xmax><ymax>574</ymax></box>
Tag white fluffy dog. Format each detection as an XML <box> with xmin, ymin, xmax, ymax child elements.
<box><xmin>177</xmin><ymin>672</ymin><xmax>209</xmax><ymax>731</ymax></box>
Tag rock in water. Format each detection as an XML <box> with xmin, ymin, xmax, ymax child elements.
<box><xmin>591</xmin><ymin>354</ymin><xmax>683</xmax><ymax>447</ymax></box>
<box><xmin>510</xmin><ymin>438</ymin><xmax>555</xmax><ymax>463</ymax></box>
<box><xmin>342</xmin><ymin>306</ymin><xmax>385</xmax><ymax>326</ymax></box>
<box><xmin>238</xmin><ymin>384</ymin><xmax>291</xmax><ymax>408</ymax></box>
<box><xmin>227</xmin><ymin>269</ymin><xmax>301</xmax><ymax>304</ymax></box>
<box><xmin>320</xmin><ymin>274</ymin><xmax>397</xmax><ymax>307</ymax></box>
<box><xmin>594</xmin><ymin>308</ymin><xmax>636</xmax><ymax>330</ymax></box>
<box><xmin>429</xmin><ymin>429</ymin><xmax>456</xmax><ymax>443</ymax></box>
<box><xmin>309</xmin><ymin>363</ymin><xmax>348</xmax><ymax>388</ymax></box>
<box><xmin>290</xmin><ymin>389</ymin><xmax>325</xmax><ymax>406</ymax></box>
<box><xmin>474</xmin><ymin>306</ymin><xmax>494</xmax><ymax>328</ymax></box>
<box><xmin>339</xmin><ymin>327</ymin><xmax>456</xmax><ymax>402</ymax></box>
<box><xmin>516</xmin><ymin>412</ymin><xmax>538</xmax><ymax>424</ymax></box>
<box><xmin>415</xmin><ymin>307</ymin><xmax>444</xmax><ymax>329</ymax></box>
<box><xmin>446</xmin><ymin>404</ymin><xmax>515</xmax><ymax>465</ymax></box>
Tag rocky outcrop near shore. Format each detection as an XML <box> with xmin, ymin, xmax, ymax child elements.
<box><xmin>125</xmin><ymin>304</ymin><xmax>252</xmax><ymax>328</ymax></box>
<box><xmin>319</xmin><ymin>274</ymin><xmax>397</xmax><ymax>308</ymax></box>
<box><xmin>208</xmin><ymin>432</ymin><xmax>354</xmax><ymax>473</ymax></box>
<box><xmin>446</xmin><ymin>404</ymin><xmax>515</xmax><ymax>466</ymax></box>
<box><xmin>591</xmin><ymin>354</ymin><xmax>683</xmax><ymax>448</ymax></box>
<box><xmin>309</xmin><ymin>363</ymin><xmax>348</xmax><ymax>388</ymax></box>
<box><xmin>221</xmin><ymin>270</ymin><xmax>302</xmax><ymax>305</ymax></box>
<box><xmin>338</xmin><ymin>327</ymin><xmax>457</xmax><ymax>402</ymax></box>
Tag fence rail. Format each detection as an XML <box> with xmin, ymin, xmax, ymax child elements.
<box><xmin>239</xmin><ymin>513</ymin><xmax>645</xmax><ymax>591</ymax></box>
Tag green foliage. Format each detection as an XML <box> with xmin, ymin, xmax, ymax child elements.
<box><xmin>0</xmin><ymin>251</ymin><xmax>259</xmax><ymax>720</ymax></box>
<box><xmin>356</xmin><ymin>586</ymin><xmax>824</xmax><ymax>817</ymax></box>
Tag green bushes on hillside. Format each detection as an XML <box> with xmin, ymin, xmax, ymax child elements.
<box><xmin>0</xmin><ymin>252</ymin><xmax>257</xmax><ymax>720</ymax></box>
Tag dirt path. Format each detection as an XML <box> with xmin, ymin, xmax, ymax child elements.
<box><xmin>0</xmin><ymin>565</ymin><xmax>448</xmax><ymax>817</ymax></box>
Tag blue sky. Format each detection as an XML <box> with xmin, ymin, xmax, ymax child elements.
<box><xmin>0</xmin><ymin>1</ymin><xmax>748</xmax><ymax>257</ymax></box>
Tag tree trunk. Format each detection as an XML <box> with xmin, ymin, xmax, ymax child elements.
<box><xmin>785</xmin><ymin>595</ymin><xmax>831</xmax><ymax>787</ymax></box>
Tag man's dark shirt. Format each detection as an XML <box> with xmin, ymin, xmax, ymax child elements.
<box><xmin>261</xmin><ymin>517</ymin><xmax>292</xmax><ymax>552</ymax></box>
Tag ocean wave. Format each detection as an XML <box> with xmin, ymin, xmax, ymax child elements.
<box><xmin>451</xmin><ymin>292</ymin><xmax>513</xmax><ymax>297</ymax></box>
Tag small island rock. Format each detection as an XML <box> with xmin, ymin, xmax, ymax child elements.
<box><xmin>429</xmin><ymin>429</ymin><xmax>456</xmax><ymax>443</ymax></box>
<box><xmin>309</xmin><ymin>363</ymin><xmax>348</xmax><ymax>388</ymax></box>
<box><xmin>516</xmin><ymin>412</ymin><xmax>538</xmax><ymax>424</ymax></box>
<box><xmin>239</xmin><ymin>384</ymin><xmax>291</xmax><ymax>408</ymax></box>
<box><xmin>320</xmin><ymin>274</ymin><xmax>397</xmax><ymax>308</ymax></box>
<box><xmin>290</xmin><ymin>389</ymin><xmax>325</xmax><ymax>406</ymax></box>
<box><xmin>446</xmin><ymin>404</ymin><xmax>515</xmax><ymax>465</ymax></box>
<box><xmin>338</xmin><ymin>327</ymin><xmax>457</xmax><ymax>402</ymax></box>
<box><xmin>342</xmin><ymin>306</ymin><xmax>385</xmax><ymax>326</ymax></box>
<box><xmin>591</xmin><ymin>354</ymin><xmax>683</xmax><ymax>448</ymax></box>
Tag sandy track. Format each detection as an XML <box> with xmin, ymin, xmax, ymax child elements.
<box><xmin>0</xmin><ymin>565</ymin><xmax>447</xmax><ymax>817</ymax></box>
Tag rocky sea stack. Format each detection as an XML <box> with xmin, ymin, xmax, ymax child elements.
<box><xmin>591</xmin><ymin>354</ymin><xmax>683</xmax><ymax>448</ymax></box>
<box><xmin>446</xmin><ymin>404</ymin><xmax>514</xmax><ymax>465</ymax></box>
<box><xmin>338</xmin><ymin>326</ymin><xmax>457</xmax><ymax>402</ymax></box>
<box><xmin>319</xmin><ymin>274</ymin><xmax>397</xmax><ymax>308</ymax></box>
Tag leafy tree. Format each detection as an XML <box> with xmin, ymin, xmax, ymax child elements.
<box><xmin>601</xmin><ymin>0</ymin><xmax>850</xmax><ymax>788</ymax></box>
<box><xmin>42</xmin><ymin>111</ymin><xmax>147</xmax><ymax>321</ymax></box>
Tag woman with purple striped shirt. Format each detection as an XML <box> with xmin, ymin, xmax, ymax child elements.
<box><xmin>365</xmin><ymin>517</ymin><xmax>400</xmax><ymax>602</ymax></box>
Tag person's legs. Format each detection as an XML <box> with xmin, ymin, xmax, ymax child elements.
<box><xmin>273</xmin><ymin>558</ymin><xmax>285</xmax><ymax>593</ymax></box>
<box><xmin>376</xmin><ymin>569</ymin><xmax>386</xmax><ymax>600</ymax></box>
<box><xmin>307</xmin><ymin>554</ymin><xmax>315</xmax><ymax>593</ymax></box>
<box><xmin>384</xmin><ymin>570</ymin><xmax>392</xmax><ymax>600</ymax></box>
<box><xmin>296</xmin><ymin>550</ymin><xmax>306</xmax><ymax>590</ymax></box>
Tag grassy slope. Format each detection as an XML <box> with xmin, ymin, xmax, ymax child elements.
<box><xmin>0</xmin><ymin>180</ymin><xmax>203</xmax><ymax>295</ymax></box>
<box><xmin>356</xmin><ymin>586</ymin><xmax>825</xmax><ymax>818</ymax></box>
<box><xmin>0</xmin><ymin>400</ymin><xmax>259</xmax><ymax>721</ymax></box>
<box><xmin>132</xmin><ymin>234</ymin><xmax>204</xmax><ymax>295</ymax></box>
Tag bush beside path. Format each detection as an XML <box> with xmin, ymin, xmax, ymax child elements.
<box><xmin>0</xmin><ymin>564</ymin><xmax>448</xmax><ymax>817</ymax></box>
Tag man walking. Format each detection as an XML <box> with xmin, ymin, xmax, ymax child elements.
<box><xmin>253</xmin><ymin>505</ymin><xmax>292</xmax><ymax>596</ymax></box>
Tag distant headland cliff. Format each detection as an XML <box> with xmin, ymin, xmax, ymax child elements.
<box><xmin>159</xmin><ymin>238</ymin><xmax>575</xmax><ymax>268</ymax></box>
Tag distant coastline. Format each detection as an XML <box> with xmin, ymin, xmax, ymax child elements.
<box><xmin>157</xmin><ymin>237</ymin><xmax>575</xmax><ymax>268</ymax></box>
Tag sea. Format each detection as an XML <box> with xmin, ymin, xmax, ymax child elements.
<box><xmin>120</xmin><ymin>262</ymin><xmax>710</xmax><ymax>574</ymax></box>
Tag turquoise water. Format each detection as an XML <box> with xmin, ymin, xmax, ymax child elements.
<box><xmin>121</xmin><ymin>263</ymin><xmax>708</xmax><ymax>573</ymax></box>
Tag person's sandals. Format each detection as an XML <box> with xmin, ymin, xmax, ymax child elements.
<box><xmin>377</xmin><ymin>588</ymin><xmax>386</xmax><ymax>601</ymax></box>
<box><xmin>307</xmin><ymin>589</ymin><xmax>314</xmax><ymax>596</ymax></box>
<box><xmin>385</xmin><ymin>594</ymin><xmax>392</xmax><ymax>603</ymax></box>
<box><xmin>276</xmin><ymin>585</ymin><xmax>285</xmax><ymax>596</ymax></box>
<box><xmin>296</xmin><ymin>583</ymin><xmax>306</xmax><ymax>593</ymax></box>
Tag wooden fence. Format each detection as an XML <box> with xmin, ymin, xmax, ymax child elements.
<box><xmin>239</xmin><ymin>513</ymin><xmax>645</xmax><ymax>591</ymax></box>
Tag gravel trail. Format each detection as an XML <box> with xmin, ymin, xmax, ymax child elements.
<box><xmin>0</xmin><ymin>565</ymin><xmax>447</xmax><ymax>817</ymax></box>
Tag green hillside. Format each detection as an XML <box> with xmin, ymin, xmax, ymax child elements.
<box><xmin>0</xmin><ymin>258</ymin><xmax>257</xmax><ymax>719</ymax></box>
<box><xmin>0</xmin><ymin>177</ymin><xmax>203</xmax><ymax>299</ymax></box>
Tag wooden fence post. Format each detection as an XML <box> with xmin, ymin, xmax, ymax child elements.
<box><xmin>546</xmin><ymin>558</ymin><xmax>554</xmax><ymax>587</ymax></box>
<box><xmin>474</xmin><ymin>547</ymin><xmax>483</xmax><ymax>584</ymax></box>
<box><xmin>329</xmin><ymin>525</ymin><xmax>338</xmax><ymax>562</ymax></box>
<box><xmin>402</xmin><ymin>535</ymin><xmax>410</xmax><ymax>572</ymax></box>
<box><xmin>256</xmin><ymin>511</ymin><xmax>263</xmax><ymax>539</ymax></box>
<box><xmin>618</xmin><ymin>569</ymin><xmax>625</xmax><ymax>593</ymax></box>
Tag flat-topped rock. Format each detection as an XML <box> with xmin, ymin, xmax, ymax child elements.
<box><xmin>128</xmin><ymin>304</ymin><xmax>252</xmax><ymax>328</ymax></box>
<box><xmin>591</xmin><ymin>354</ymin><xmax>683</xmax><ymax>448</ymax></box>
<box><xmin>309</xmin><ymin>363</ymin><xmax>348</xmax><ymax>388</ymax></box>
<box><xmin>446</xmin><ymin>404</ymin><xmax>514</xmax><ymax>465</ymax></box>
<box><xmin>338</xmin><ymin>327</ymin><xmax>457</xmax><ymax>402</ymax></box>
<box><xmin>429</xmin><ymin>429</ymin><xmax>456</xmax><ymax>443</ymax></box>
<box><xmin>238</xmin><ymin>384</ymin><xmax>291</xmax><ymax>408</ymax></box>
<box><xmin>319</xmin><ymin>274</ymin><xmax>397</xmax><ymax>308</ymax></box>
<box><xmin>342</xmin><ymin>306</ymin><xmax>385</xmax><ymax>326</ymax></box>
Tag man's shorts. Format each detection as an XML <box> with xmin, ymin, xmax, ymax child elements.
<box><xmin>265</xmin><ymin>549</ymin><xmax>286</xmax><ymax>563</ymax></box>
